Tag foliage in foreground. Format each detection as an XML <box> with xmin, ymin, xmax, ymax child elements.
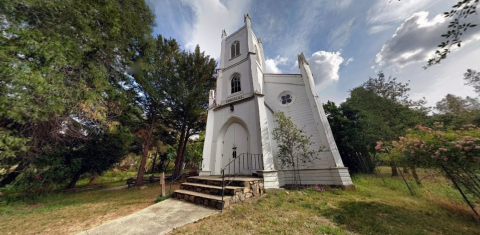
<box><xmin>378</xmin><ymin>124</ymin><xmax>480</xmax><ymax>204</ymax></box>
<box><xmin>0</xmin><ymin>0</ymin><xmax>155</xmax><ymax>192</ymax></box>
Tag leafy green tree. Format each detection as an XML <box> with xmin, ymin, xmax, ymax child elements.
<box><xmin>65</xmin><ymin>127</ymin><xmax>134</xmax><ymax>188</ymax></box>
<box><xmin>185</xmin><ymin>133</ymin><xmax>205</xmax><ymax>167</ymax></box>
<box><xmin>339</xmin><ymin>72</ymin><xmax>427</xmax><ymax>176</ymax></box>
<box><xmin>6</xmin><ymin>127</ymin><xmax>134</xmax><ymax>197</ymax></box>
<box><xmin>436</xmin><ymin>94</ymin><xmax>480</xmax><ymax>113</ymax></box>
<box><xmin>168</xmin><ymin>46</ymin><xmax>216</xmax><ymax>179</ymax></box>
<box><xmin>0</xmin><ymin>0</ymin><xmax>155</xmax><ymax>187</ymax></box>
<box><xmin>156</xmin><ymin>145</ymin><xmax>177</xmax><ymax>173</ymax></box>
<box><xmin>464</xmin><ymin>69</ymin><xmax>480</xmax><ymax>95</ymax></box>
<box><xmin>272</xmin><ymin>111</ymin><xmax>319</xmax><ymax>186</ymax></box>
<box><xmin>433</xmin><ymin>94</ymin><xmax>480</xmax><ymax>127</ymax></box>
<box><xmin>323</xmin><ymin>101</ymin><xmax>374</xmax><ymax>173</ymax></box>
<box><xmin>131</xmin><ymin>35</ymin><xmax>179</xmax><ymax>186</ymax></box>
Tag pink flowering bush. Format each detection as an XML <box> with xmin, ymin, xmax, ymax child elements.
<box><xmin>377</xmin><ymin>123</ymin><xmax>480</xmax><ymax>167</ymax></box>
<box><xmin>377</xmin><ymin>123</ymin><xmax>480</xmax><ymax>200</ymax></box>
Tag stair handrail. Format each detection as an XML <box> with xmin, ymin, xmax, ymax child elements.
<box><xmin>169</xmin><ymin>172</ymin><xmax>186</xmax><ymax>196</ymax></box>
<box><xmin>220</xmin><ymin>153</ymin><xmax>263</xmax><ymax>212</ymax></box>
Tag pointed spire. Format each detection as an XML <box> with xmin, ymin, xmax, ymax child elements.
<box><xmin>298</xmin><ymin>52</ymin><xmax>309</xmax><ymax>68</ymax></box>
<box><xmin>221</xmin><ymin>29</ymin><xmax>227</xmax><ymax>39</ymax></box>
<box><xmin>257</xmin><ymin>37</ymin><xmax>262</xmax><ymax>44</ymax></box>
<box><xmin>244</xmin><ymin>13</ymin><xmax>251</xmax><ymax>28</ymax></box>
<box><xmin>244</xmin><ymin>13</ymin><xmax>251</xmax><ymax>22</ymax></box>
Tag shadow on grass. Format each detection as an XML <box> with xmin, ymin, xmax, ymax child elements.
<box><xmin>319</xmin><ymin>201</ymin><xmax>480</xmax><ymax>235</ymax></box>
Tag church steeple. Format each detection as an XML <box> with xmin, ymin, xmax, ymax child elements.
<box><xmin>244</xmin><ymin>13</ymin><xmax>251</xmax><ymax>28</ymax></box>
<box><xmin>298</xmin><ymin>52</ymin><xmax>309</xmax><ymax>68</ymax></box>
<box><xmin>221</xmin><ymin>29</ymin><xmax>227</xmax><ymax>39</ymax></box>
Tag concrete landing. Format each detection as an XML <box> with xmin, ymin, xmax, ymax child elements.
<box><xmin>76</xmin><ymin>199</ymin><xmax>218</xmax><ymax>235</ymax></box>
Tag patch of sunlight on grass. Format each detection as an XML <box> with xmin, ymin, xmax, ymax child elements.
<box><xmin>0</xmin><ymin>171</ymin><xmax>176</xmax><ymax>235</ymax></box>
<box><xmin>172</xmin><ymin>173</ymin><xmax>480</xmax><ymax>235</ymax></box>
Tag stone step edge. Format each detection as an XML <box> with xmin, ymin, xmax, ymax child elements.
<box><xmin>173</xmin><ymin>189</ymin><xmax>232</xmax><ymax>201</ymax></box>
<box><xmin>187</xmin><ymin>176</ymin><xmax>263</xmax><ymax>182</ymax></box>
<box><xmin>186</xmin><ymin>178</ymin><xmax>264</xmax><ymax>187</ymax></box>
<box><xmin>181</xmin><ymin>182</ymin><xmax>245</xmax><ymax>190</ymax></box>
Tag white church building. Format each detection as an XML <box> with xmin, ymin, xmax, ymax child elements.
<box><xmin>200</xmin><ymin>14</ymin><xmax>353</xmax><ymax>189</ymax></box>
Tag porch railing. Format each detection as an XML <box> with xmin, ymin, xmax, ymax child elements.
<box><xmin>220</xmin><ymin>153</ymin><xmax>263</xmax><ymax>212</ymax></box>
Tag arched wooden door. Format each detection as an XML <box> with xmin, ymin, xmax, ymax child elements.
<box><xmin>222</xmin><ymin>123</ymin><xmax>248</xmax><ymax>175</ymax></box>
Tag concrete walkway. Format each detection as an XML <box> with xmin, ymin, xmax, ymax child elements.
<box><xmin>77</xmin><ymin>199</ymin><xmax>218</xmax><ymax>235</ymax></box>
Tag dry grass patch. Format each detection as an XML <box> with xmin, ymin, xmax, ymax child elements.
<box><xmin>0</xmin><ymin>182</ymin><xmax>181</xmax><ymax>235</ymax></box>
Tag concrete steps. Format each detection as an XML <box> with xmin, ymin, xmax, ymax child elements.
<box><xmin>173</xmin><ymin>176</ymin><xmax>265</xmax><ymax>210</ymax></box>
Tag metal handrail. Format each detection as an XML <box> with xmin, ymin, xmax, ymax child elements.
<box><xmin>169</xmin><ymin>172</ymin><xmax>186</xmax><ymax>196</ymax></box>
<box><xmin>220</xmin><ymin>153</ymin><xmax>263</xmax><ymax>212</ymax></box>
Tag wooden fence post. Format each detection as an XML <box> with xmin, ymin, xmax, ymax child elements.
<box><xmin>161</xmin><ymin>172</ymin><xmax>165</xmax><ymax>197</ymax></box>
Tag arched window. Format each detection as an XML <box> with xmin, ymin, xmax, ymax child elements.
<box><xmin>231</xmin><ymin>41</ymin><xmax>240</xmax><ymax>58</ymax></box>
<box><xmin>255</xmin><ymin>46</ymin><xmax>260</xmax><ymax>63</ymax></box>
<box><xmin>231</xmin><ymin>75</ymin><xmax>241</xmax><ymax>94</ymax></box>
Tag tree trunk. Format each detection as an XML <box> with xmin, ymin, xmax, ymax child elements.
<box><xmin>87</xmin><ymin>173</ymin><xmax>100</xmax><ymax>185</ymax></box>
<box><xmin>403</xmin><ymin>167</ymin><xmax>409</xmax><ymax>174</ymax></box>
<box><xmin>67</xmin><ymin>172</ymin><xmax>82</xmax><ymax>189</ymax></box>
<box><xmin>163</xmin><ymin>159</ymin><xmax>171</xmax><ymax>173</ymax></box>
<box><xmin>411</xmin><ymin>166</ymin><xmax>421</xmax><ymax>185</ymax></box>
<box><xmin>390</xmin><ymin>161</ymin><xmax>398</xmax><ymax>176</ymax></box>
<box><xmin>151</xmin><ymin>151</ymin><xmax>158</xmax><ymax>173</ymax></box>
<box><xmin>136</xmin><ymin>99</ymin><xmax>162</xmax><ymax>186</ymax></box>
<box><xmin>180</xmin><ymin>132</ymin><xmax>189</xmax><ymax>169</ymax></box>
<box><xmin>135</xmin><ymin>111</ymin><xmax>159</xmax><ymax>186</ymax></box>
<box><xmin>173</xmin><ymin>124</ymin><xmax>186</xmax><ymax>179</ymax></box>
<box><xmin>135</xmin><ymin>139</ymin><xmax>151</xmax><ymax>186</ymax></box>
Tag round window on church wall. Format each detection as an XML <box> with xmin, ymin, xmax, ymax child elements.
<box><xmin>278</xmin><ymin>92</ymin><xmax>295</xmax><ymax>106</ymax></box>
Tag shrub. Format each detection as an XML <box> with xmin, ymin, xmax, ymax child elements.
<box><xmin>155</xmin><ymin>194</ymin><xmax>170</xmax><ymax>203</ymax></box>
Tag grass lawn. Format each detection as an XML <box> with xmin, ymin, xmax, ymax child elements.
<box><xmin>172</xmin><ymin>169</ymin><xmax>480</xmax><ymax>235</ymax></box>
<box><xmin>1</xmin><ymin>168</ymin><xmax>479</xmax><ymax>235</ymax></box>
<box><xmin>0</xmin><ymin>171</ymin><xmax>180</xmax><ymax>235</ymax></box>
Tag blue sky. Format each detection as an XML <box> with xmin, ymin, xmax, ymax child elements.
<box><xmin>146</xmin><ymin>0</ymin><xmax>480</xmax><ymax>108</ymax></box>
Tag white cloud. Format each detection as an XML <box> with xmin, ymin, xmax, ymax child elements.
<box><xmin>336</xmin><ymin>0</ymin><xmax>352</xmax><ymax>9</ymax></box>
<box><xmin>257</xmin><ymin>1</ymin><xmax>327</xmax><ymax>61</ymax></box>
<box><xmin>345</xmin><ymin>57</ymin><xmax>354</xmax><ymax>66</ymax></box>
<box><xmin>328</xmin><ymin>18</ymin><xmax>355</xmax><ymax>50</ymax></box>
<box><xmin>367</xmin><ymin>0</ymin><xmax>438</xmax><ymax>25</ymax></box>
<box><xmin>389</xmin><ymin>41</ymin><xmax>480</xmax><ymax>108</ymax></box>
<box><xmin>375</xmin><ymin>11</ymin><xmax>480</xmax><ymax>68</ymax></box>
<box><xmin>307</xmin><ymin>51</ymin><xmax>344</xmax><ymax>88</ymax></box>
<box><xmin>366</xmin><ymin>0</ymin><xmax>440</xmax><ymax>36</ymax></box>
<box><xmin>181</xmin><ymin>0</ymin><xmax>252</xmax><ymax>59</ymax></box>
<box><xmin>265</xmin><ymin>55</ymin><xmax>288</xmax><ymax>73</ymax></box>
<box><xmin>368</xmin><ymin>25</ymin><xmax>390</xmax><ymax>35</ymax></box>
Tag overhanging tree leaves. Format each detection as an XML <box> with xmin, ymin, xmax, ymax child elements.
<box><xmin>425</xmin><ymin>0</ymin><xmax>479</xmax><ymax>67</ymax></box>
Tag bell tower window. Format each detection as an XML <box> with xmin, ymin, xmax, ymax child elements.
<box><xmin>231</xmin><ymin>41</ymin><xmax>240</xmax><ymax>58</ymax></box>
<box><xmin>231</xmin><ymin>75</ymin><xmax>241</xmax><ymax>94</ymax></box>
